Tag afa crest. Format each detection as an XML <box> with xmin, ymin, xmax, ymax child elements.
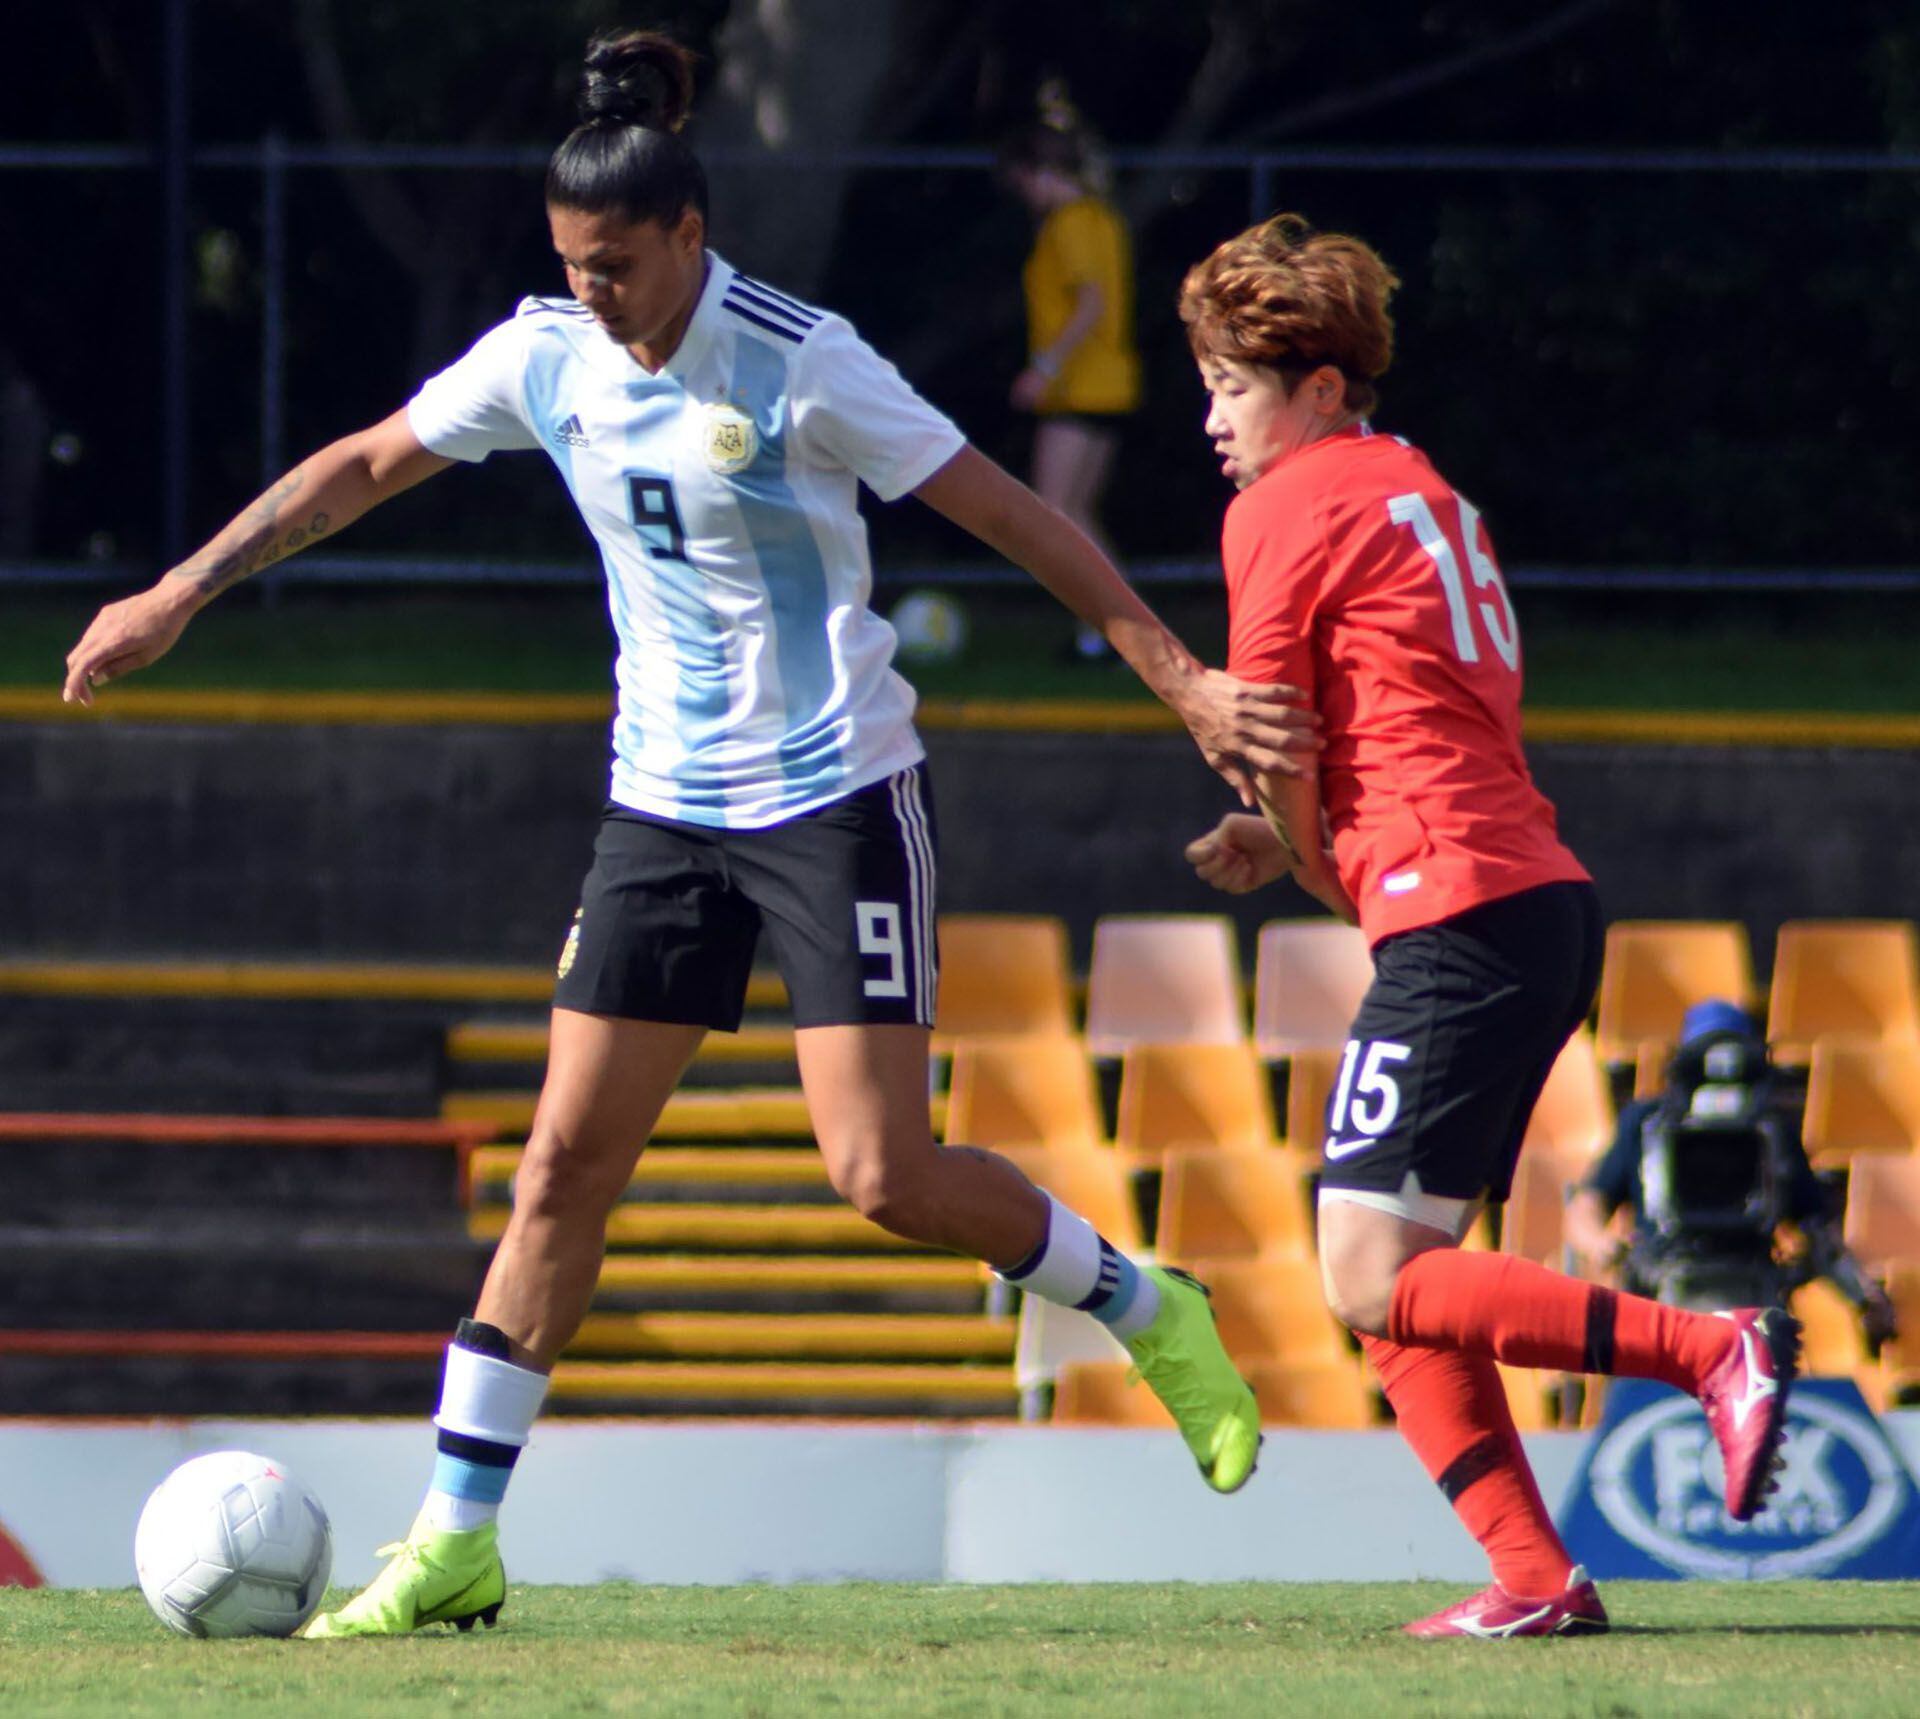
<box><xmin>557</xmin><ymin>909</ymin><xmax>583</xmax><ymax>980</ymax></box>
<box><xmin>702</xmin><ymin>402</ymin><xmax>758</xmax><ymax>475</ymax></box>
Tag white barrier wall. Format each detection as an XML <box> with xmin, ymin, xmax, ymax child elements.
<box><xmin>6</xmin><ymin>1417</ymin><xmax>1919</xmax><ymax>1590</ymax></box>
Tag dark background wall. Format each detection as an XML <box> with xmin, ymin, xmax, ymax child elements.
<box><xmin>5</xmin><ymin>720</ymin><xmax>1916</xmax><ymax>974</ymax></box>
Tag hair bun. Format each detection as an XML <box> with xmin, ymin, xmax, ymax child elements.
<box><xmin>579</xmin><ymin>30</ymin><xmax>695</xmax><ymax>133</ymax></box>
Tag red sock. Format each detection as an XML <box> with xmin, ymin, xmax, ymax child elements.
<box><xmin>1388</xmin><ymin>1250</ymin><xmax>1732</xmax><ymax>1393</ymax></box>
<box><xmin>1361</xmin><ymin>1333</ymin><xmax>1572</xmax><ymax>1600</ymax></box>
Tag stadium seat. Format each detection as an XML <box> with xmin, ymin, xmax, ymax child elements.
<box><xmin>1767</xmin><ymin>920</ymin><xmax>1920</xmax><ymax>1065</ymax></box>
<box><xmin>1632</xmin><ymin>1037</ymin><xmax>1670</xmax><ymax>1100</ymax></box>
<box><xmin>1498</xmin><ymin>1362</ymin><xmax>1556</xmax><ymax>1433</ymax></box>
<box><xmin>1790</xmin><ymin>1279</ymin><xmax>1869</xmax><ymax>1377</ymax></box>
<box><xmin>1244</xmin><ymin>1358</ymin><xmax>1374</xmax><ymax>1428</ymax></box>
<box><xmin>1051</xmin><ymin>1360</ymin><xmax>1174</xmax><ymax>1428</ymax></box>
<box><xmin>1157</xmin><ymin>1148</ymin><xmax>1313</xmax><ymax>1261</ymax></box>
<box><xmin>1113</xmin><ymin>1042</ymin><xmax>1279</xmax><ymax>1160</ymax></box>
<box><xmin>1841</xmin><ymin>1154</ymin><xmax>1920</xmax><ymax>1272</ymax></box>
<box><xmin>1084</xmin><ymin>915</ymin><xmax>1244</xmax><ymax>1056</ymax></box>
<box><xmin>1802</xmin><ymin>1038</ymin><xmax>1920</xmax><ymax>1169</ymax></box>
<box><xmin>992</xmin><ymin>1144</ymin><xmax>1144</xmax><ymax>1253</ymax></box>
<box><xmin>944</xmin><ymin>1038</ymin><xmax>1103</xmax><ymax>1151</ymax></box>
<box><xmin>1594</xmin><ymin>921</ymin><xmax>1755</xmax><ymax>1066</ymax></box>
<box><xmin>1500</xmin><ymin>1151</ymin><xmax>1574</xmax><ymax>1269</ymax></box>
<box><xmin>1283</xmin><ymin>1048</ymin><xmax>1339</xmax><ymax>1153</ymax></box>
<box><xmin>932</xmin><ymin>914</ymin><xmax>1075</xmax><ymax>1044</ymax></box>
<box><xmin>1877</xmin><ymin>1265</ymin><xmax>1920</xmax><ymax>1403</ymax></box>
<box><xmin>1190</xmin><ymin>1256</ymin><xmax>1348</xmax><ymax>1365</ymax></box>
<box><xmin>1521</xmin><ymin>1030</ymin><xmax>1615</xmax><ymax>1168</ymax></box>
<box><xmin>1252</xmin><ymin>919</ymin><xmax>1373</xmax><ymax>1059</ymax></box>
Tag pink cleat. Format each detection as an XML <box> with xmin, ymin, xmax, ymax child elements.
<box><xmin>1404</xmin><ymin>1565</ymin><xmax>1609</xmax><ymax>1639</ymax></box>
<box><xmin>1697</xmin><ymin>1307</ymin><xmax>1800</xmax><ymax>1522</ymax></box>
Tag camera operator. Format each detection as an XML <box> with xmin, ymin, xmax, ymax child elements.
<box><xmin>1565</xmin><ymin>1001</ymin><xmax>1897</xmax><ymax>1349</ymax></box>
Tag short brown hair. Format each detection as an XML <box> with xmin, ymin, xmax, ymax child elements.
<box><xmin>1179</xmin><ymin>213</ymin><xmax>1400</xmax><ymax>416</ymax></box>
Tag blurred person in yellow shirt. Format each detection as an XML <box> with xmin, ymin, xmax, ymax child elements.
<box><xmin>1002</xmin><ymin>86</ymin><xmax>1141</xmax><ymax>661</ymax></box>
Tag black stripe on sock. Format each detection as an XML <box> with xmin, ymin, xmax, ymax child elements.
<box><xmin>1435</xmin><ymin>1433</ymin><xmax>1508</xmax><ymax>1504</ymax></box>
<box><xmin>1583</xmin><ymin>1286</ymin><xmax>1618</xmax><ymax>1376</ymax></box>
<box><xmin>453</xmin><ymin>1318</ymin><xmax>511</xmax><ymax>1359</ymax></box>
<box><xmin>436</xmin><ymin>1428</ymin><xmax>519</xmax><ymax>1468</ymax></box>
<box><xmin>1074</xmin><ymin>1240</ymin><xmax>1122</xmax><ymax>1312</ymax></box>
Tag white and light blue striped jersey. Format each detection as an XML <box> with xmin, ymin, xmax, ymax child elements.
<box><xmin>406</xmin><ymin>252</ymin><xmax>966</xmax><ymax>828</ymax></box>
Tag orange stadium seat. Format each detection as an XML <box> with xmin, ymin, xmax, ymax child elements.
<box><xmin>1113</xmin><ymin>1042</ymin><xmax>1279</xmax><ymax>1161</ymax></box>
<box><xmin>1842</xmin><ymin>1154</ymin><xmax>1920</xmax><ymax>1273</ymax></box>
<box><xmin>1878</xmin><ymin>1265</ymin><xmax>1920</xmax><ymax>1403</ymax></box>
<box><xmin>1802</xmin><ymin>1038</ymin><xmax>1920</xmax><ymax>1170</ymax></box>
<box><xmin>1594</xmin><ymin>920</ymin><xmax>1755</xmax><ymax>1067</ymax></box>
<box><xmin>992</xmin><ymin>1144</ymin><xmax>1144</xmax><ymax>1253</ymax></box>
<box><xmin>1157</xmin><ymin>1148</ymin><xmax>1313</xmax><ymax>1261</ymax></box>
<box><xmin>1245</xmin><ymin>1359</ymin><xmax>1373</xmax><ymax>1428</ymax></box>
<box><xmin>932</xmin><ymin>914</ymin><xmax>1074</xmax><ymax>1043</ymax></box>
<box><xmin>1767</xmin><ymin>920</ymin><xmax>1920</xmax><ymax>1065</ymax></box>
<box><xmin>1282</xmin><ymin>1048</ymin><xmax>1339</xmax><ymax>1153</ymax></box>
<box><xmin>1791</xmin><ymin>1279</ymin><xmax>1870</xmax><ymax>1378</ymax></box>
<box><xmin>1084</xmin><ymin>915</ymin><xmax>1244</xmax><ymax>1056</ymax></box>
<box><xmin>944</xmin><ymin>1038</ymin><xmax>1103</xmax><ymax>1151</ymax></box>
<box><xmin>1632</xmin><ymin>1038</ymin><xmax>1671</xmax><ymax>1101</ymax></box>
<box><xmin>1522</xmin><ymin>1030</ymin><xmax>1615</xmax><ymax>1169</ymax></box>
<box><xmin>1498</xmin><ymin>1362</ymin><xmax>1557</xmax><ymax>1433</ymax></box>
<box><xmin>1252</xmin><ymin>919</ymin><xmax>1373</xmax><ymax>1060</ymax></box>
<box><xmin>1051</xmin><ymin>1361</ymin><xmax>1173</xmax><ymax>1428</ymax></box>
<box><xmin>1500</xmin><ymin>1151</ymin><xmax>1575</xmax><ymax>1269</ymax></box>
<box><xmin>1191</xmin><ymin>1255</ymin><xmax>1348</xmax><ymax>1366</ymax></box>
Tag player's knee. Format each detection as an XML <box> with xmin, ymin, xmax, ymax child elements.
<box><xmin>829</xmin><ymin>1146</ymin><xmax>934</xmax><ymax>1238</ymax></box>
<box><xmin>513</xmin><ymin>1134</ymin><xmax>628</xmax><ymax>1227</ymax></box>
<box><xmin>1320</xmin><ymin>1253</ymin><xmax>1393</xmax><ymax>1338</ymax></box>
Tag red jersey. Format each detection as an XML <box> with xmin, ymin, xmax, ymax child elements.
<box><xmin>1223</xmin><ymin>423</ymin><xmax>1588</xmax><ymax>944</ymax></box>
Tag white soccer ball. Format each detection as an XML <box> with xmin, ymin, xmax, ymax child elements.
<box><xmin>889</xmin><ymin>589</ymin><xmax>969</xmax><ymax>664</ymax></box>
<box><xmin>134</xmin><ymin>1451</ymin><xmax>332</xmax><ymax>1638</ymax></box>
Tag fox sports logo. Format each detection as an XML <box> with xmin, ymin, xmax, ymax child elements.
<box><xmin>1590</xmin><ymin>1394</ymin><xmax>1908</xmax><ymax>1578</ymax></box>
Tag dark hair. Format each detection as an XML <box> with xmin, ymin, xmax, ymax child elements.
<box><xmin>545</xmin><ymin>31</ymin><xmax>707</xmax><ymax>226</ymax></box>
<box><xmin>998</xmin><ymin>79</ymin><xmax>1095</xmax><ymax>186</ymax></box>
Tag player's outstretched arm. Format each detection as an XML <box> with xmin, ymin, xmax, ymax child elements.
<box><xmin>911</xmin><ymin>445</ymin><xmax>1320</xmax><ymax>803</ymax></box>
<box><xmin>62</xmin><ymin>409</ymin><xmax>454</xmax><ymax>705</ymax></box>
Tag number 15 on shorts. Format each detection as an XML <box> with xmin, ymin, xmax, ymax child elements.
<box><xmin>1325</xmin><ymin>1038</ymin><xmax>1412</xmax><ymax>1158</ymax></box>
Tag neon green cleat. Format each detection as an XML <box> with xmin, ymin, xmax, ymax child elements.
<box><xmin>1124</xmin><ymin>1266</ymin><xmax>1263</xmax><ymax>1494</ymax></box>
<box><xmin>301</xmin><ymin>1515</ymin><xmax>505</xmax><ymax>1638</ymax></box>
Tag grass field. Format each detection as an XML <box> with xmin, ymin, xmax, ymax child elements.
<box><xmin>4</xmin><ymin>1581</ymin><xmax>1919</xmax><ymax>1716</ymax></box>
<box><xmin>9</xmin><ymin>589</ymin><xmax>1920</xmax><ymax>712</ymax></box>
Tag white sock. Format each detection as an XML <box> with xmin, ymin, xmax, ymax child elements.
<box><xmin>999</xmin><ymin>1196</ymin><xmax>1161</xmax><ymax>1341</ymax></box>
<box><xmin>422</xmin><ymin>1339</ymin><xmax>549</xmax><ymax>1531</ymax></box>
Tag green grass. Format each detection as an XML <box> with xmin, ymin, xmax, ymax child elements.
<box><xmin>9</xmin><ymin>588</ymin><xmax>1920</xmax><ymax>712</ymax></box>
<box><xmin>3</xmin><ymin>1582</ymin><xmax>1919</xmax><ymax>1716</ymax></box>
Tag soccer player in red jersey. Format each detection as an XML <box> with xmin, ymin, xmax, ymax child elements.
<box><xmin>1177</xmin><ymin>215</ymin><xmax>1800</xmax><ymax>1637</ymax></box>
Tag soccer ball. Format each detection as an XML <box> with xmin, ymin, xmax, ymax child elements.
<box><xmin>134</xmin><ymin>1451</ymin><xmax>332</xmax><ymax>1638</ymax></box>
<box><xmin>889</xmin><ymin>589</ymin><xmax>969</xmax><ymax>665</ymax></box>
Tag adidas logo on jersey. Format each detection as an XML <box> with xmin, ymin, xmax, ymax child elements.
<box><xmin>552</xmin><ymin>414</ymin><xmax>590</xmax><ymax>448</ymax></box>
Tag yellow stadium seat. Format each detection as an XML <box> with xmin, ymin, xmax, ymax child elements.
<box><xmin>1802</xmin><ymin>1038</ymin><xmax>1920</xmax><ymax>1170</ymax></box>
<box><xmin>1791</xmin><ymin>1279</ymin><xmax>1869</xmax><ymax>1377</ymax></box>
<box><xmin>1282</xmin><ymin>1048</ymin><xmax>1339</xmax><ymax>1154</ymax></box>
<box><xmin>1498</xmin><ymin>1362</ymin><xmax>1557</xmax><ymax>1433</ymax></box>
<box><xmin>1500</xmin><ymin>1151</ymin><xmax>1574</xmax><ymax>1269</ymax></box>
<box><xmin>1084</xmin><ymin>915</ymin><xmax>1244</xmax><ymax>1056</ymax></box>
<box><xmin>1245</xmin><ymin>1358</ymin><xmax>1374</xmax><ymax>1428</ymax></box>
<box><xmin>1877</xmin><ymin>1265</ymin><xmax>1920</xmax><ymax>1403</ymax></box>
<box><xmin>1158</xmin><ymin>1148</ymin><xmax>1313</xmax><ymax>1261</ymax></box>
<box><xmin>1633</xmin><ymin>1037</ymin><xmax>1670</xmax><ymax>1100</ymax></box>
<box><xmin>993</xmin><ymin>1144</ymin><xmax>1144</xmax><ymax>1253</ymax></box>
<box><xmin>1252</xmin><ymin>919</ymin><xmax>1373</xmax><ymax>1059</ymax></box>
<box><xmin>1113</xmin><ymin>1042</ymin><xmax>1279</xmax><ymax>1160</ymax></box>
<box><xmin>1768</xmin><ymin>920</ymin><xmax>1920</xmax><ymax>1065</ymax></box>
<box><xmin>944</xmin><ymin>1038</ymin><xmax>1103</xmax><ymax>1151</ymax></box>
<box><xmin>1594</xmin><ymin>921</ymin><xmax>1755</xmax><ymax>1067</ymax></box>
<box><xmin>933</xmin><ymin>914</ymin><xmax>1074</xmax><ymax>1043</ymax></box>
<box><xmin>1523</xmin><ymin>1030</ymin><xmax>1615</xmax><ymax>1168</ymax></box>
<box><xmin>1052</xmin><ymin>1361</ymin><xmax>1174</xmax><ymax>1427</ymax></box>
<box><xmin>1842</xmin><ymin>1153</ymin><xmax>1920</xmax><ymax>1273</ymax></box>
<box><xmin>1190</xmin><ymin>1255</ymin><xmax>1348</xmax><ymax>1366</ymax></box>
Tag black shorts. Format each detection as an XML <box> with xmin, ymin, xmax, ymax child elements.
<box><xmin>552</xmin><ymin>765</ymin><xmax>939</xmax><ymax>1031</ymax></box>
<box><xmin>1317</xmin><ymin>880</ymin><xmax>1604</xmax><ymax>1205</ymax></box>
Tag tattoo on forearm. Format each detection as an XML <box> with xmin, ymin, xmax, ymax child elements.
<box><xmin>182</xmin><ymin>468</ymin><xmax>333</xmax><ymax>597</ymax></box>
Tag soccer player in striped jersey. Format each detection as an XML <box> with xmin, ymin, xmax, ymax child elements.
<box><xmin>1177</xmin><ymin>214</ymin><xmax>1799</xmax><ymax>1638</ymax></box>
<box><xmin>63</xmin><ymin>33</ymin><xmax>1309</xmax><ymax>1635</ymax></box>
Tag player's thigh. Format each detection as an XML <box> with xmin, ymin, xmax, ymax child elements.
<box><xmin>552</xmin><ymin>805</ymin><xmax>761</xmax><ymax>1031</ymax></box>
<box><xmin>1318</xmin><ymin>882</ymin><xmax>1599</xmax><ymax>1210</ymax></box>
<box><xmin>516</xmin><ymin>1008</ymin><xmax>708</xmax><ymax>1213</ymax></box>
<box><xmin>730</xmin><ymin>766</ymin><xmax>939</xmax><ymax>1033</ymax></box>
<box><xmin>793</xmin><ymin>1022</ymin><xmax>940</xmax><ymax>1207</ymax></box>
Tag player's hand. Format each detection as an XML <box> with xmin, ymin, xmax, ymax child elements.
<box><xmin>62</xmin><ymin>575</ymin><xmax>201</xmax><ymax>706</ymax></box>
<box><xmin>1175</xmin><ymin>669</ymin><xmax>1321</xmax><ymax>804</ymax></box>
<box><xmin>1184</xmin><ymin>813</ymin><xmax>1292</xmax><ymax>895</ymax></box>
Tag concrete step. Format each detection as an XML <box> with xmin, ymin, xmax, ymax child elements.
<box><xmin>467</xmin><ymin>1145</ymin><xmax>836</xmax><ymax>1206</ymax></box>
<box><xmin>591</xmin><ymin>1253</ymin><xmax>986</xmax><ymax>1314</ymax></box>
<box><xmin>568</xmin><ymin>1311</ymin><xmax>1014</xmax><ymax>1361</ymax></box>
<box><xmin>546</xmin><ymin>1359</ymin><xmax>1017</xmax><ymax>1418</ymax></box>
<box><xmin>469</xmin><ymin>1202</ymin><xmax>922</xmax><ymax>1252</ymax></box>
